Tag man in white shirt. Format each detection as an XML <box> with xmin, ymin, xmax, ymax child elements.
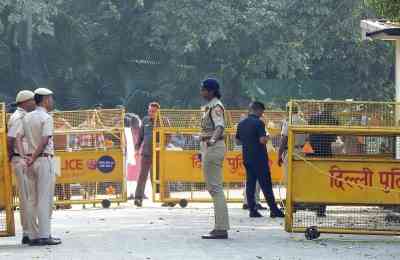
<box><xmin>7</xmin><ymin>90</ymin><xmax>37</xmax><ymax>244</ymax></box>
<box><xmin>23</xmin><ymin>88</ymin><xmax>61</xmax><ymax>246</ymax></box>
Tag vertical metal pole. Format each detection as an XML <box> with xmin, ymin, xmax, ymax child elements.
<box><xmin>396</xmin><ymin>40</ymin><xmax>400</xmax><ymax>159</ymax></box>
<box><xmin>121</xmin><ymin>109</ymin><xmax>127</xmax><ymax>202</ymax></box>
<box><xmin>154</xmin><ymin>110</ymin><xmax>162</xmax><ymax>202</ymax></box>
<box><xmin>396</xmin><ymin>41</ymin><xmax>400</xmax><ymax>104</ymax></box>
<box><xmin>285</xmin><ymin>101</ymin><xmax>294</xmax><ymax>232</ymax></box>
<box><xmin>3</xmin><ymin>104</ymin><xmax>15</xmax><ymax>236</ymax></box>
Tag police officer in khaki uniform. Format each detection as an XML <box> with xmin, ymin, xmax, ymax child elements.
<box><xmin>7</xmin><ymin>90</ymin><xmax>38</xmax><ymax>244</ymax></box>
<box><xmin>199</xmin><ymin>78</ymin><xmax>229</xmax><ymax>239</ymax></box>
<box><xmin>23</xmin><ymin>88</ymin><xmax>61</xmax><ymax>246</ymax></box>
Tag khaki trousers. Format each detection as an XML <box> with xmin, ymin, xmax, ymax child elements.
<box><xmin>201</xmin><ymin>140</ymin><xmax>229</xmax><ymax>231</ymax></box>
<box><xmin>12</xmin><ymin>157</ymin><xmax>38</xmax><ymax>237</ymax></box>
<box><xmin>28</xmin><ymin>157</ymin><xmax>56</xmax><ymax>239</ymax></box>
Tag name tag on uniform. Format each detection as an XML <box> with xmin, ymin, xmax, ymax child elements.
<box><xmin>54</xmin><ymin>156</ymin><xmax>61</xmax><ymax>177</ymax></box>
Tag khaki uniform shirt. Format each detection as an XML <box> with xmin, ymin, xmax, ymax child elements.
<box><xmin>201</xmin><ymin>98</ymin><xmax>225</xmax><ymax>138</ymax></box>
<box><xmin>23</xmin><ymin>107</ymin><xmax>54</xmax><ymax>155</ymax></box>
<box><xmin>8</xmin><ymin>107</ymin><xmax>29</xmax><ymax>154</ymax></box>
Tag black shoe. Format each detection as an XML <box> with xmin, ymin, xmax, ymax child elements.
<box><xmin>270</xmin><ymin>210</ymin><xmax>285</xmax><ymax>218</ymax></box>
<box><xmin>249</xmin><ymin>210</ymin><xmax>263</xmax><ymax>218</ymax></box>
<box><xmin>49</xmin><ymin>236</ymin><xmax>61</xmax><ymax>242</ymax></box>
<box><xmin>134</xmin><ymin>199</ymin><xmax>142</xmax><ymax>207</ymax></box>
<box><xmin>29</xmin><ymin>239</ymin><xmax>41</xmax><ymax>246</ymax></box>
<box><xmin>22</xmin><ymin>236</ymin><xmax>30</xmax><ymax>244</ymax></box>
<box><xmin>201</xmin><ymin>230</ymin><xmax>228</xmax><ymax>239</ymax></box>
<box><xmin>256</xmin><ymin>203</ymin><xmax>268</xmax><ymax>210</ymax></box>
<box><xmin>30</xmin><ymin>238</ymin><xmax>62</xmax><ymax>246</ymax></box>
<box><xmin>242</xmin><ymin>204</ymin><xmax>248</xmax><ymax>210</ymax></box>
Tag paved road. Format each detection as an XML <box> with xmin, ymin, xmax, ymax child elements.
<box><xmin>1</xmin><ymin>202</ymin><xmax>399</xmax><ymax>260</ymax></box>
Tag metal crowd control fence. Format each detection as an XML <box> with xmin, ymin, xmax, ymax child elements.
<box><xmin>0</xmin><ymin>103</ymin><xmax>15</xmax><ymax>236</ymax></box>
<box><xmin>52</xmin><ymin>108</ymin><xmax>126</xmax><ymax>208</ymax></box>
<box><xmin>10</xmin><ymin>108</ymin><xmax>126</xmax><ymax>209</ymax></box>
<box><xmin>152</xmin><ymin>109</ymin><xmax>286</xmax><ymax>207</ymax></box>
<box><xmin>285</xmin><ymin>100</ymin><xmax>400</xmax><ymax>239</ymax></box>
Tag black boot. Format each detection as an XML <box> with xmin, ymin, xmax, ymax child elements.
<box><xmin>22</xmin><ymin>236</ymin><xmax>30</xmax><ymax>244</ymax></box>
<box><xmin>250</xmin><ymin>210</ymin><xmax>263</xmax><ymax>218</ymax></box>
<box><xmin>201</xmin><ymin>230</ymin><xmax>228</xmax><ymax>239</ymax></box>
<box><xmin>270</xmin><ymin>209</ymin><xmax>285</xmax><ymax>218</ymax></box>
<box><xmin>134</xmin><ymin>199</ymin><xmax>142</xmax><ymax>207</ymax></box>
<box><xmin>256</xmin><ymin>203</ymin><xmax>268</xmax><ymax>210</ymax></box>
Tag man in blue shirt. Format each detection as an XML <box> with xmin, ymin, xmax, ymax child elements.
<box><xmin>236</xmin><ymin>101</ymin><xmax>284</xmax><ymax>218</ymax></box>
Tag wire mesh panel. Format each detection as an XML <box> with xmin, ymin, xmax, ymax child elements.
<box><xmin>154</xmin><ymin>109</ymin><xmax>286</xmax><ymax>205</ymax></box>
<box><xmin>54</xmin><ymin>130</ymin><xmax>122</xmax><ymax>151</ymax></box>
<box><xmin>0</xmin><ymin>146</ymin><xmax>10</xmax><ymax>235</ymax></box>
<box><xmin>156</xmin><ymin>110</ymin><xmax>203</xmax><ymax>128</ymax></box>
<box><xmin>9</xmin><ymin>108</ymin><xmax>127</xmax><ymax>208</ymax></box>
<box><xmin>53</xmin><ymin>109</ymin><xmax>124</xmax><ymax>130</ymax></box>
<box><xmin>289</xmin><ymin>100</ymin><xmax>399</xmax><ymax>128</ymax></box>
<box><xmin>54</xmin><ymin>182</ymin><xmax>124</xmax><ymax>208</ymax></box>
<box><xmin>291</xmin><ymin>133</ymin><xmax>397</xmax><ymax>158</ymax></box>
<box><xmin>293</xmin><ymin>205</ymin><xmax>400</xmax><ymax>231</ymax></box>
<box><xmin>154</xmin><ymin>181</ymin><xmax>286</xmax><ymax>204</ymax></box>
<box><xmin>286</xmin><ymin>100</ymin><xmax>400</xmax><ymax>238</ymax></box>
<box><xmin>51</xmin><ymin>109</ymin><xmax>126</xmax><ymax>207</ymax></box>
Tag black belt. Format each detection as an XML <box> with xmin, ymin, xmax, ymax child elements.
<box><xmin>39</xmin><ymin>153</ymin><xmax>54</xmax><ymax>158</ymax></box>
<box><xmin>12</xmin><ymin>153</ymin><xmax>53</xmax><ymax>159</ymax></box>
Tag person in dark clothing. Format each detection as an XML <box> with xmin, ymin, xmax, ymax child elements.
<box><xmin>309</xmin><ymin>104</ymin><xmax>338</xmax><ymax>157</ymax></box>
<box><xmin>236</xmin><ymin>101</ymin><xmax>284</xmax><ymax>218</ymax></box>
<box><xmin>308</xmin><ymin>102</ymin><xmax>339</xmax><ymax>217</ymax></box>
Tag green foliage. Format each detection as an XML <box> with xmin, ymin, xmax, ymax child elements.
<box><xmin>367</xmin><ymin>0</ymin><xmax>400</xmax><ymax>22</ymax></box>
<box><xmin>0</xmin><ymin>0</ymin><xmax>395</xmax><ymax>115</ymax></box>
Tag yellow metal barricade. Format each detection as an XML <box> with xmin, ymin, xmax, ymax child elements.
<box><xmin>285</xmin><ymin>100</ymin><xmax>400</xmax><ymax>239</ymax></box>
<box><xmin>0</xmin><ymin>103</ymin><xmax>15</xmax><ymax>236</ymax></box>
<box><xmin>52</xmin><ymin>108</ymin><xmax>126</xmax><ymax>208</ymax></box>
<box><xmin>153</xmin><ymin>109</ymin><xmax>286</xmax><ymax>207</ymax></box>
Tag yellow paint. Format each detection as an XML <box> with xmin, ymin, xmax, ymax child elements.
<box><xmin>153</xmin><ymin>109</ymin><xmax>286</xmax><ymax>203</ymax></box>
<box><xmin>7</xmin><ymin>108</ymin><xmax>127</xmax><ymax>208</ymax></box>
<box><xmin>161</xmin><ymin>151</ymin><xmax>283</xmax><ymax>183</ymax></box>
<box><xmin>0</xmin><ymin>103</ymin><xmax>15</xmax><ymax>237</ymax></box>
<box><xmin>291</xmin><ymin>159</ymin><xmax>400</xmax><ymax>204</ymax></box>
<box><xmin>285</xmin><ymin>99</ymin><xmax>400</xmax><ymax>236</ymax></box>
<box><xmin>56</xmin><ymin>150</ymin><xmax>125</xmax><ymax>183</ymax></box>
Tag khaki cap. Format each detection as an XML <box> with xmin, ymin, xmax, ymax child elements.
<box><xmin>34</xmin><ymin>88</ymin><xmax>53</xmax><ymax>96</ymax></box>
<box><xmin>16</xmin><ymin>90</ymin><xmax>35</xmax><ymax>104</ymax></box>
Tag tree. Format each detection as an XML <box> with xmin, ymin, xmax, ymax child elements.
<box><xmin>0</xmin><ymin>0</ymin><xmax>395</xmax><ymax>114</ymax></box>
<box><xmin>0</xmin><ymin>0</ymin><xmax>58</xmax><ymax>102</ymax></box>
<box><xmin>367</xmin><ymin>0</ymin><xmax>400</xmax><ymax>22</ymax></box>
